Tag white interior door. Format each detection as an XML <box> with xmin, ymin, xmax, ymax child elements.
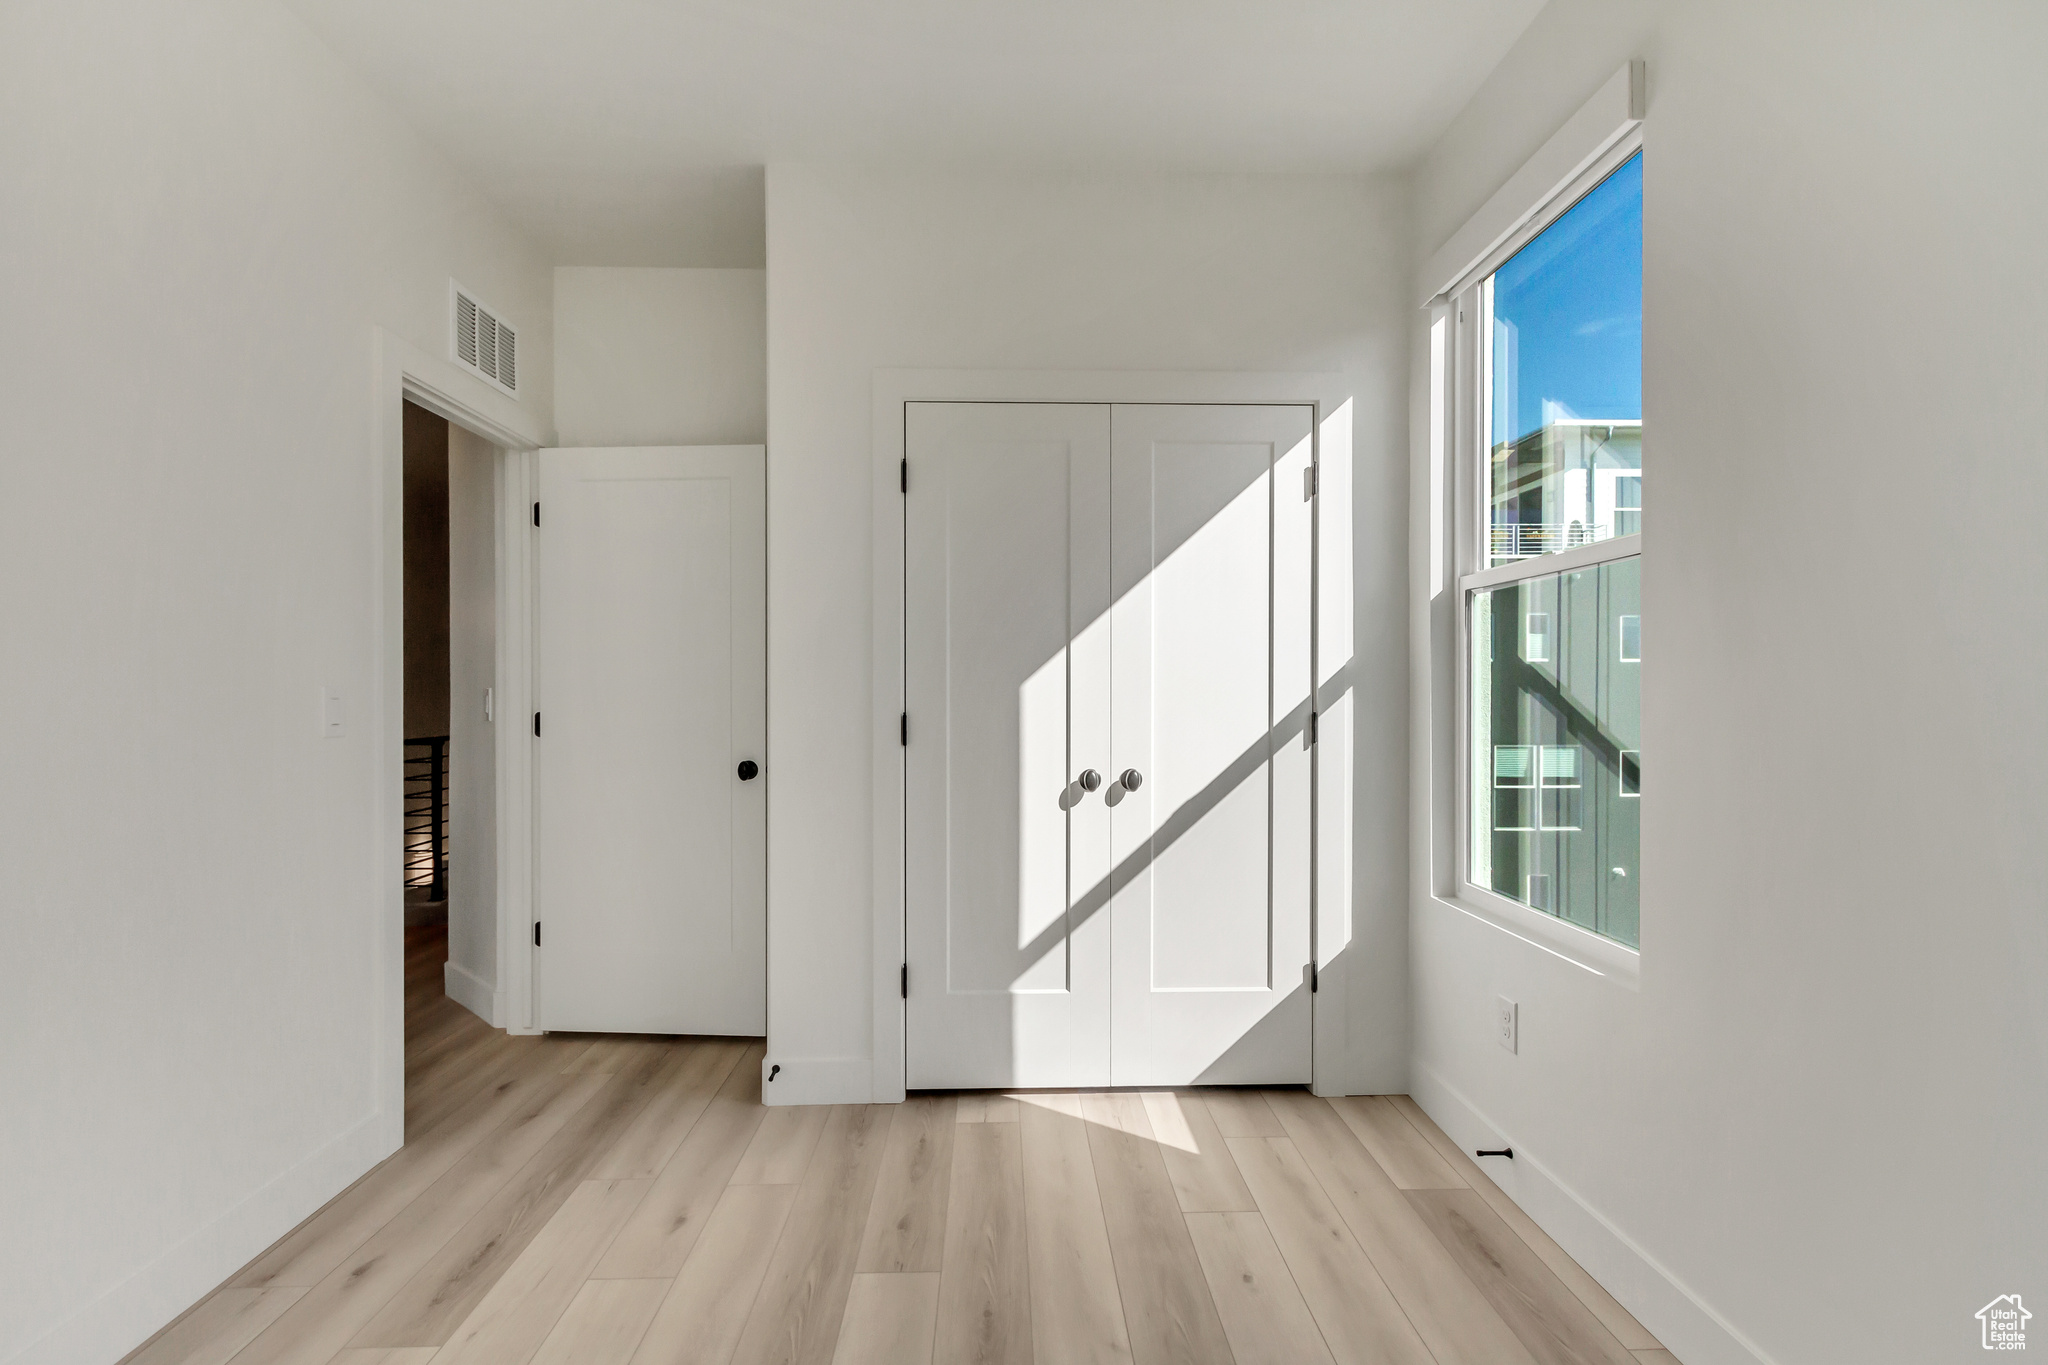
<box><xmin>904</xmin><ymin>404</ymin><xmax>1112</xmax><ymax>1089</ymax></box>
<box><xmin>1108</xmin><ymin>405</ymin><xmax>1315</xmax><ymax>1085</ymax></box>
<box><xmin>536</xmin><ymin>445</ymin><xmax>766</xmax><ymax>1035</ymax></box>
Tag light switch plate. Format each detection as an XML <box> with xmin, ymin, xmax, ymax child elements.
<box><xmin>1496</xmin><ymin>996</ymin><xmax>1518</xmax><ymax>1054</ymax></box>
<box><xmin>321</xmin><ymin>687</ymin><xmax>345</xmax><ymax>738</ymax></box>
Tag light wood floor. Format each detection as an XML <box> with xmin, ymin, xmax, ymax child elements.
<box><xmin>123</xmin><ymin>926</ymin><xmax>1677</xmax><ymax>1365</ymax></box>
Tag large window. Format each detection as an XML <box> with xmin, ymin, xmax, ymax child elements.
<box><xmin>1461</xmin><ymin>149</ymin><xmax>1642</xmax><ymax>948</ymax></box>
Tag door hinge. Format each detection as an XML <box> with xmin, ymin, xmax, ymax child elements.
<box><xmin>533</xmin><ymin>921</ymin><xmax>541</xmax><ymax>947</ymax></box>
<box><xmin>532</xmin><ymin>501</ymin><xmax>540</xmax><ymax>527</ymax></box>
<box><xmin>1310</xmin><ymin>963</ymin><xmax>1318</xmax><ymax>993</ymax></box>
<box><xmin>900</xmin><ymin>712</ymin><xmax>908</xmax><ymax>746</ymax></box>
<box><xmin>533</xmin><ymin>711</ymin><xmax>541</xmax><ymax>737</ymax></box>
<box><xmin>900</xmin><ymin>963</ymin><xmax>908</xmax><ymax>998</ymax></box>
<box><xmin>1304</xmin><ymin>464</ymin><xmax>1318</xmax><ymax>500</ymax></box>
<box><xmin>1306</xmin><ymin>711</ymin><xmax>1318</xmax><ymax>747</ymax></box>
<box><xmin>900</xmin><ymin>459</ymin><xmax>908</xmax><ymax>494</ymax></box>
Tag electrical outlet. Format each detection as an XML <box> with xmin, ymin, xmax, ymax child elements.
<box><xmin>321</xmin><ymin>687</ymin><xmax>345</xmax><ymax>738</ymax></box>
<box><xmin>1496</xmin><ymin>996</ymin><xmax>1518</xmax><ymax>1054</ymax></box>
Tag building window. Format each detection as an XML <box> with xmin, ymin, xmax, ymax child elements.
<box><xmin>1461</xmin><ymin>148</ymin><xmax>1642</xmax><ymax>949</ymax></box>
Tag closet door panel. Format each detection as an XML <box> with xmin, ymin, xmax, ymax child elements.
<box><xmin>1108</xmin><ymin>404</ymin><xmax>1315</xmax><ymax>1087</ymax></box>
<box><xmin>904</xmin><ymin>403</ymin><xmax>1112</xmax><ymax>1089</ymax></box>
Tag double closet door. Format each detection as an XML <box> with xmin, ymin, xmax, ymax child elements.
<box><xmin>905</xmin><ymin>402</ymin><xmax>1315</xmax><ymax>1090</ymax></box>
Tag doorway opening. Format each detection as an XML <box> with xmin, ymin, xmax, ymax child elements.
<box><xmin>402</xmin><ymin>400</ymin><xmax>452</xmax><ymax>925</ymax></box>
<box><xmin>400</xmin><ymin>398</ymin><xmax>505</xmax><ymax>1134</ymax></box>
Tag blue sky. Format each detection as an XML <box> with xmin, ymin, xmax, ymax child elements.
<box><xmin>1492</xmin><ymin>153</ymin><xmax>1642</xmax><ymax>445</ymax></box>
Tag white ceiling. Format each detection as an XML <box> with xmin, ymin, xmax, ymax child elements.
<box><xmin>284</xmin><ymin>0</ymin><xmax>1544</xmax><ymax>267</ymax></box>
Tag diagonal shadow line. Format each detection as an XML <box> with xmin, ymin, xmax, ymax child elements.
<box><xmin>1504</xmin><ymin>658</ymin><xmax>1632</xmax><ymax>774</ymax></box>
<box><xmin>1012</xmin><ymin>658</ymin><xmax>1356</xmax><ymax>976</ymax></box>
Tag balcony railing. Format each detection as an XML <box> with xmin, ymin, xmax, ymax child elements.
<box><xmin>404</xmin><ymin>735</ymin><xmax>448</xmax><ymax>899</ymax></box>
<box><xmin>1490</xmin><ymin>521</ymin><xmax>1617</xmax><ymax>560</ymax></box>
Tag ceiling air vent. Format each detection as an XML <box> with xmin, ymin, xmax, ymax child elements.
<box><xmin>450</xmin><ymin>281</ymin><xmax>518</xmax><ymax>398</ymax></box>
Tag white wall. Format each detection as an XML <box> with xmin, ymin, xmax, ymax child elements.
<box><xmin>764</xmin><ymin>166</ymin><xmax>1412</xmax><ymax>1101</ymax></box>
<box><xmin>554</xmin><ymin>266</ymin><xmax>767</xmax><ymax>447</ymax></box>
<box><xmin>446</xmin><ymin>425</ymin><xmax>500</xmax><ymax>1020</ymax></box>
<box><xmin>1407</xmin><ymin>5</ymin><xmax>2048</xmax><ymax>1364</ymax></box>
<box><xmin>0</xmin><ymin>2</ymin><xmax>553</xmax><ymax>1361</ymax></box>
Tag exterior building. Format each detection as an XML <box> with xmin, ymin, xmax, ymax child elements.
<box><xmin>1490</xmin><ymin>418</ymin><xmax>1642</xmax><ymax>561</ymax></box>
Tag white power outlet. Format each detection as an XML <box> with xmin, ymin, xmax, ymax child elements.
<box><xmin>1496</xmin><ymin>996</ymin><xmax>1518</xmax><ymax>1054</ymax></box>
<box><xmin>320</xmin><ymin>687</ymin><xmax>345</xmax><ymax>739</ymax></box>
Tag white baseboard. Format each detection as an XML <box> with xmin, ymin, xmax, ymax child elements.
<box><xmin>8</xmin><ymin>1111</ymin><xmax>394</xmax><ymax>1365</ymax></box>
<box><xmin>1409</xmin><ymin>1062</ymin><xmax>1778</xmax><ymax>1365</ymax></box>
<box><xmin>761</xmin><ymin>1054</ymin><xmax>873</xmax><ymax>1106</ymax></box>
<box><xmin>443</xmin><ymin>960</ymin><xmax>500</xmax><ymax>1027</ymax></box>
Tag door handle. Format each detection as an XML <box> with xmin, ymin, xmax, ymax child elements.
<box><xmin>1059</xmin><ymin>769</ymin><xmax>1102</xmax><ymax>810</ymax></box>
<box><xmin>1104</xmin><ymin>768</ymin><xmax>1143</xmax><ymax>806</ymax></box>
<box><xmin>737</xmin><ymin>760</ymin><xmax>760</xmax><ymax>781</ymax></box>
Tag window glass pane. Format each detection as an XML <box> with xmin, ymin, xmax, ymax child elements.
<box><xmin>1486</xmin><ymin>152</ymin><xmax>1642</xmax><ymax>566</ymax></box>
<box><xmin>1470</xmin><ymin>557</ymin><xmax>1640</xmax><ymax>946</ymax></box>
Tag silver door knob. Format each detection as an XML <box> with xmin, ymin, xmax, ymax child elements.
<box><xmin>1060</xmin><ymin>769</ymin><xmax>1103</xmax><ymax>809</ymax></box>
<box><xmin>1105</xmin><ymin>768</ymin><xmax>1143</xmax><ymax>806</ymax></box>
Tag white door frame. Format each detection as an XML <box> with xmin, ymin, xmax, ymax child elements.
<box><xmin>372</xmin><ymin>328</ymin><xmax>549</xmax><ymax>1148</ymax></box>
<box><xmin>870</xmin><ymin>369</ymin><xmax>1358</xmax><ymax>1103</ymax></box>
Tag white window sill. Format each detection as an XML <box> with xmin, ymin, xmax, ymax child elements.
<box><xmin>1429</xmin><ymin>887</ymin><xmax>1642</xmax><ymax>990</ymax></box>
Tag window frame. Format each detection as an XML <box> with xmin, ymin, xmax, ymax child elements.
<box><xmin>1448</xmin><ymin>128</ymin><xmax>1645</xmax><ymax>964</ymax></box>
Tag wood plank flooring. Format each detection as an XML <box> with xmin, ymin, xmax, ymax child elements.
<box><xmin>122</xmin><ymin>926</ymin><xmax>1677</xmax><ymax>1365</ymax></box>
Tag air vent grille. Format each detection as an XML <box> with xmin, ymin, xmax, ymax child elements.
<box><xmin>455</xmin><ymin>292</ymin><xmax>478</xmax><ymax>367</ymax></box>
<box><xmin>450</xmin><ymin>282</ymin><xmax>518</xmax><ymax>398</ymax></box>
